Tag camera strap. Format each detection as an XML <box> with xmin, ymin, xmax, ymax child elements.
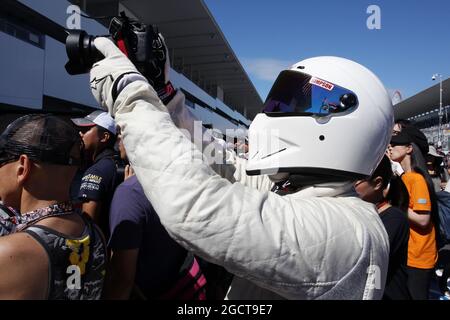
<box><xmin>116</xmin><ymin>38</ymin><xmax>129</xmax><ymax>57</ymax></box>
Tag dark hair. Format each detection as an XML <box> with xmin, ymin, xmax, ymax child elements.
<box><xmin>0</xmin><ymin>114</ymin><xmax>82</xmax><ymax>166</ymax></box>
<box><xmin>388</xmin><ymin>177</ymin><xmax>410</xmax><ymax>213</ymax></box>
<box><xmin>96</xmin><ymin>125</ymin><xmax>117</xmax><ymax>149</ymax></box>
<box><xmin>395</xmin><ymin>119</ymin><xmax>412</xmax><ymax>128</ymax></box>
<box><xmin>372</xmin><ymin>155</ymin><xmax>409</xmax><ymax>212</ymax></box>
<box><xmin>410</xmin><ymin>143</ymin><xmax>440</xmax><ymax>232</ymax></box>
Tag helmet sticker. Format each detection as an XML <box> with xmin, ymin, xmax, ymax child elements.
<box><xmin>309</xmin><ymin>77</ymin><xmax>334</xmax><ymax>91</ymax></box>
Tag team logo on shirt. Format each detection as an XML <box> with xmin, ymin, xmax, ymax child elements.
<box><xmin>66</xmin><ymin>236</ymin><xmax>90</xmax><ymax>275</ymax></box>
<box><xmin>80</xmin><ymin>174</ymin><xmax>102</xmax><ymax>192</ymax></box>
<box><xmin>417</xmin><ymin>198</ymin><xmax>427</xmax><ymax>204</ymax></box>
<box><xmin>82</xmin><ymin>174</ymin><xmax>102</xmax><ymax>184</ymax></box>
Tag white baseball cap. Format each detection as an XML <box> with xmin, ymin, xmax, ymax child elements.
<box><xmin>428</xmin><ymin>145</ymin><xmax>444</xmax><ymax>158</ymax></box>
<box><xmin>71</xmin><ymin>110</ymin><xmax>117</xmax><ymax>135</ymax></box>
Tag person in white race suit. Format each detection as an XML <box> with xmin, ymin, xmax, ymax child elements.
<box><xmin>88</xmin><ymin>37</ymin><xmax>393</xmax><ymax>300</ymax></box>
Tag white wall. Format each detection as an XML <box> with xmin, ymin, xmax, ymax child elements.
<box><xmin>0</xmin><ymin>32</ymin><xmax>44</xmax><ymax>109</ymax></box>
<box><xmin>170</xmin><ymin>68</ymin><xmax>250</xmax><ymax>130</ymax></box>
<box><xmin>170</xmin><ymin>69</ymin><xmax>218</xmax><ymax>111</ymax></box>
<box><xmin>4</xmin><ymin>0</ymin><xmax>251</xmax><ymax>131</ymax></box>
<box><xmin>43</xmin><ymin>36</ymin><xmax>98</xmax><ymax>107</ymax></box>
<box><xmin>18</xmin><ymin>0</ymin><xmax>108</xmax><ymax>108</ymax></box>
<box><xmin>19</xmin><ymin>0</ymin><xmax>104</xmax><ymax>32</ymax></box>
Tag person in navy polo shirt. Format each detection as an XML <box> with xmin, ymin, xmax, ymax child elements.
<box><xmin>103</xmin><ymin>128</ymin><xmax>207</xmax><ymax>300</ymax></box>
<box><xmin>71</xmin><ymin>110</ymin><xmax>118</xmax><ymax>237</ymax></box>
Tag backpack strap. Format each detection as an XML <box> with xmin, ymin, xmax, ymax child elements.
<box><xmin>158</xmin><ymin>252</ymin><xmax>207</xmax><ymax>300</ymax></box>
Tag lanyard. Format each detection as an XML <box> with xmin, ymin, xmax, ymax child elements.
<box><xmin>14</xmin><ymin>201</ymin><xmax>76</xmax><ymax>232</ymax></box>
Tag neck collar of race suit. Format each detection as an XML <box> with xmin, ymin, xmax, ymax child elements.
<box><xmin>273</xmin><ymin>179</ymin><xmax>357</xmax><ymax>198</ymax></box>
<box><xmin>271</xmin><ymin>171</ymin><xmax>359</xmax><ymax>196</ymax></box>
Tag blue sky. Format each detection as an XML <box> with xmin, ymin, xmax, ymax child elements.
<box><xmin>204</xmin><ymin>0</ymin><xmax>450</xmax><ymax>103</ymax></box>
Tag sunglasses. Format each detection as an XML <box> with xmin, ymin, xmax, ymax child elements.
<box><xmin>389</xmin><ymin>143</ymin><xmax>410</xmax><ymax>147</ymax></box>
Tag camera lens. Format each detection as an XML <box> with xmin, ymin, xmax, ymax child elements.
<box><xmin>65</xmin><ymin>30</ymin><xmax>103</xmax><ymax>75</ymax></box>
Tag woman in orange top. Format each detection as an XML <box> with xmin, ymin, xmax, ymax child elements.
<box><xmin>389</xmin><ymin>128</ymin><xmax>439</xmax><ymax>300</ymax></box>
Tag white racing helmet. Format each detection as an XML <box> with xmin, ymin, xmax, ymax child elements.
<box><xmin>246</xmin><ymin>56</ymin><xmax>394</xmax><ymax>180</ymax></box>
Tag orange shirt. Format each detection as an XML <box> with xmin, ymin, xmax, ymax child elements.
<box><xmin>402</xmin><ymin>172</ymin><xmax>437</xmax><ymax>269</ymax></box>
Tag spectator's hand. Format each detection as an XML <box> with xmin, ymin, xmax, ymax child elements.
<box><xmin>90</xmin><ymin>37</ymin><xmax>145</xmax><ymax>115</ymax></box>
<box><xmin>124</xmin><ymin>164</ymin><xmax>135</xmax><ymax>180</ymax></box>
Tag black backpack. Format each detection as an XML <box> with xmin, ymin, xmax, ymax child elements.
<box><xmin>435</xmin><ymin>191</ymin><xmax>450</xmax><ymax>247</ymax></box>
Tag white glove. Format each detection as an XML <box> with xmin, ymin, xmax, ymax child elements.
<box><xmin>390</xmin><ymin>160</ymin><xmax>404</xmax><ymax>176</ymax></box>
<box><xmin>90</xmin><ymin>37</ymin><xmax>146</xmax><ymax>115</ymax></box>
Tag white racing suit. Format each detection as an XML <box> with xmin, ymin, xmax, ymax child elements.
<box><xmin>114</xmin><ymin>82</ymin><xmax>390</xmax><ymax>300</ymax></box>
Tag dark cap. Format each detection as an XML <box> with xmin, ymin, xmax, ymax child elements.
<box><xmin>390</xmin><ymin>125</ymin><xmax>429</xmax><ymax>156</ymax></box>
<box><xmin>403</xmin><ymin>125</ymin><xmax>429</xmax><ymax>156</ymax></box>
<box><xmin>0</xmin><ymin>114</ymin><xmax>82</xmax><ymax>166</ymax></box>
<box><xmin>390</xmin><ymin>131</ymin><xmax>412</xmax><ymax>146</ymax></box>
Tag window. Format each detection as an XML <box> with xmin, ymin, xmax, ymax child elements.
<box><xmin>0</xmin><ymin>15</ymin><xmax>45</xmax><ymax>49</ymax></box>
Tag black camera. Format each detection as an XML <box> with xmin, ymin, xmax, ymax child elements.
<box><xmin>65</xmin><ymin>12</ymin><xmax>155</xmax><ymax>75</ymax></box>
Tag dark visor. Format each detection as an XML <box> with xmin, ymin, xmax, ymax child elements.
<box><xmin>263</xmin><ymin>70</ymin><xmax>358</xmax><ymax>116</ymax></box>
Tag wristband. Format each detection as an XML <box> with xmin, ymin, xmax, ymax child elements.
<box><xmin>156</xmin><ymin>81</ymin><xmax>176</xmax><ymax>105</ymax></box>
